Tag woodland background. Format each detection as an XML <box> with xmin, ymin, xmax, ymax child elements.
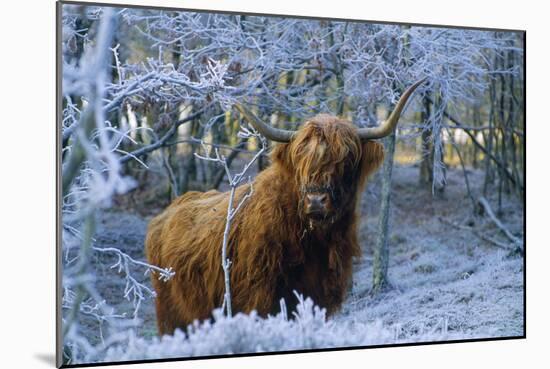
<box><xmin>60</xmin><ymin>4</ymin><xmax>524</xmax><ymax>365</ymax></box>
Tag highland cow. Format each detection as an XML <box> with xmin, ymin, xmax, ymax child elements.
<box><xmin>146</xmin><ymin>80</ymin><xmax>425</xmax><ymax>335</ymax></box>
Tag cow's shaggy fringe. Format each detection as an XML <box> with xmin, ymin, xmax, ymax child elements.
<box><xmin>146</xmin><ymin>114</ymin><xmax>385</xmax><ymax>334</ymax></box>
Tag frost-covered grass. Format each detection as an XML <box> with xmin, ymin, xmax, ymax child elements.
<box><xmin>104</xmin><ymin>294</ymin><xmax>458</xmax><ymax>362</ymax></box>
<box><xmin>81</xmin><ymin>166</ymin><xmax>523</xmax><ymax>364</ymax></box>
<box><xmin>339</xmin><ymin>165</ymin><xmax>524</xmax><ymax>339</ymax></box>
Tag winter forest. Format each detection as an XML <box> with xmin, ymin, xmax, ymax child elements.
<box><xmin>60</xmin><ymin>3</ymin><xmax>524</xmax><ymax>366</ymax></box>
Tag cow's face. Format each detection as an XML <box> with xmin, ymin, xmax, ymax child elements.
<box><xmin>273</xmin><ymin>115</ymin><xmax>364</xmax><ymax>227</ymax></box>
<box><xmin>235</xmin><ymin>79</ymin><xmax>425</xmax><ymax>228</ymax></box>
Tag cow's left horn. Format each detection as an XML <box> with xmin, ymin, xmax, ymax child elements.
<box><xmin>234</xmin><ymin>104</ymin><xmax>295</xmax><ymax>143</ymax></box>
<box><xmin>357</xmin><ymin>78</ymin><xmax>427</xmax><ymax>140</ymax></box>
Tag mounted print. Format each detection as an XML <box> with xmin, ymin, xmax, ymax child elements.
<box><xmin>57</xmin><ymin>1</ymin><xmax>525</xmax><ymax>367</ymax></box>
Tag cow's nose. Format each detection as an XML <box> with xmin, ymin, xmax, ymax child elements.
<box><xmin>306</xmin><ymin>193</ymin><xmax>329</xmax><ymax>210</ymax></box>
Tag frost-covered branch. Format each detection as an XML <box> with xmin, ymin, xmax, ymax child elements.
<box><xmin>118</xmin><ymin>104</ymin><xmax>212</xmax><ymax>164</ymax></box>
<box><xmin>92</xmin><ymin>246</ymin><xmax>175</xmax><ymax>317</ymax></box>
<box><xmin>195</xmin><ymin>123</ymin><xmax>267</xmax><ymax>316</ymax></box>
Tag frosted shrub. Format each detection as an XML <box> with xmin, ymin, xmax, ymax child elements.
<box><xmin>103</xmin><ymin>293</ymin><xmax>454</xmax><ymax>363</ymax></box>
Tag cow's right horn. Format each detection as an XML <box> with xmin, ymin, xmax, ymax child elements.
<box><xmin>357</xmin><ymin>78</ymin><xmax>427</xmax><ymax>140</ymax></box>
<box><xmin>235</xmin><ymin>104</ymin><xmax>295</xmax><ymax>143</ymax></box>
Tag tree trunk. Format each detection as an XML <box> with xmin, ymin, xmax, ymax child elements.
<box><xmin>472</xmin><ymin>105</ymin><xmax>481</xmax><ymax>169</ymax></box>
<box><xmin>372</xmin><ymin>132</ymin><xmax>396</xmax><ymax>293</ymax></box>
<box><xmin>419</xmin><ymin>95</ymin><xmax>433</xmax><ymax>187</ymax></box>
<box><xmin>483</xmin><ymin>54</ymin><xmax>497</xmax><ymax>196</ymax></box>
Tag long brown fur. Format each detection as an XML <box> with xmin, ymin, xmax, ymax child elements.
<box><xmin>146</xmin><ymin>114</ymin><xmax>385</xmax><ymax>335</ymax></box>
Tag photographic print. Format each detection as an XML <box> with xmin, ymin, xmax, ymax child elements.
<box><xmin>58</xmin><ymin>1</ymin><xmax>525</xmax><ymax>366</ymax></box>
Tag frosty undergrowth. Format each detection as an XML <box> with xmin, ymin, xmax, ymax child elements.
<box><xmin>102</xmin><ymin>293</ymin><xmax>455</xmax><ymax>363</ymax></box>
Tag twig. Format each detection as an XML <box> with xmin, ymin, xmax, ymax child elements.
<box><xmin>103</xmin><ymin>72</ymin><xmax>156</xmax><ymax>112</ymax></box>
<box><xmin>194</xmin><ymin>125</ymin><xmax>267</xmax><ymax>317</ymax></box>
<box><xmin>160</xmin><ymin>148</ymin><xmax>179</xmax><ymax>199</ymax></box>
<box><xmin>119</xmin><ymin>104</ymin><xmax>212</xmax><ymax>164</ymax></box>
<box><xmin>165</xmin><ymin>137</ymin><xmax>271</xmax><ymax>188</ymax></box>
<box><xmin>477</xmin><ymin>197</ymin><xmax>522</xmax><ymax>246</ymax></box>
<box><xmin>406</xmin><ymin>123</ymin><xmax>523</xmax><ymax>136</ymax></box>
<box><xmin>425</xmin><ymin>95</ymin><xmax>520</xmax><ymax>189</ymax></box>
<box><xmin>438</xmin><ymin>217</ymin><xmax>513</xmax><ymax>250</ymax></box>
<box><xmin>92</xmin><ymin>247</ymin><xmax>175</xmax><ymax>281</ymax></box>
<box><xmin>445</xmin><ymin>127</ymin><xmax>476</xmax><ymax>210</ymax></box>
<box><xmin>165</xmin><ymin>137</ymin><xmax>255</xmax><ymax>153</ymax></box>
<box><xmin>93</xmin><ymin>246</ymin><xmax>175</xmax><ymax>318</ymax></box>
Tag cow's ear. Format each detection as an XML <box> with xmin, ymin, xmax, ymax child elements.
<box><xmin>361</xmin><ymin>140</ymin><xmax>385</xmax><ymax>178</ymax></box>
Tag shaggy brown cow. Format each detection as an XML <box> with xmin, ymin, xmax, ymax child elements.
<box><xmin>146</xmin><ymin>80</ymin><xmax>425</xmax><ymax>335</ymax></box>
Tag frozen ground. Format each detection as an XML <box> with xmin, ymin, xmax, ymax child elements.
<box><xmin>82</xmin><ymin>165</ymin><xmax>524</xmax><ymax>361</ymax></box>
<box><xmin>340</xmin><ymin>166</ymin><xmax>524</xmax><ymax>340</ymax></box>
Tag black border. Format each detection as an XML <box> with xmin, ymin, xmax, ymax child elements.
<box><xmin>56</xmin><ymin>1</ymin><xmax>527</xmax><ymax>368</ymax></box>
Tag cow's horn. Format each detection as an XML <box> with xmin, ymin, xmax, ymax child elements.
<box><xmin>357</xmin><ymin>78</ymin><xmax>427</xmax><ymax>140</ymax></box>
<box><xmin>234</xmin><ymin>104</ymin><xmax>295</xmax><ymax>143</ymax></box>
